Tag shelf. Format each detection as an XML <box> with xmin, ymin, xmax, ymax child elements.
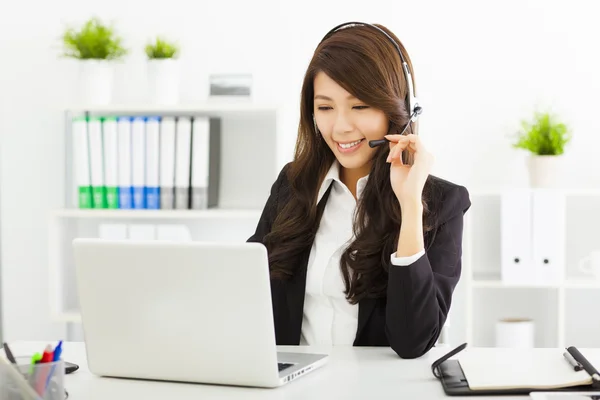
<box><xmin>471</xmin><ymin>280</ymin><xmax>559</xmax><ymax>289</ymax></box>
<box><xmin>49</xmin><ymin>208</ymin><xmax>262</xmax><ymax>220</ymax></box>
<box><xmin>563</xmin><ymin>279</ymin><xmax>600</xmax><ymax>289</ymax></box>
<box><xmin>64</xmin><ymin>102</ymin><xmax>278</xmax><ymax>116</ymax></box>
<box><xmin>52</xmin><ymin>311</ymin><xmax>81</xmax><ymax>323</ymax></box>
<box><xmin>471</xmin><ymin>279</ymin><xmax>600</xmax><ymax>289</ymax></box>
<box><xmin>470</xmin><ymin>187</ymin><xmax>600</xmax><ymax>197</ymax></box>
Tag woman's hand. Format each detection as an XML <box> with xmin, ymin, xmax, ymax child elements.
<box><xmin>385</xmin><ymin>134</ymin><xmax>434</xmax><ymax>207</ymax></box>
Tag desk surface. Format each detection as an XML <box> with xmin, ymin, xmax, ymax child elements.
<box><xmin>6</xmin><ymin>341</ymin><xmax>534</xmax><ymax>399</ymax></box>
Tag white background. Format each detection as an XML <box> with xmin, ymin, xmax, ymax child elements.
<box><xmin>1</xmin><ymin>0</ymin><xmax>599</xmax><ymax>341</ymax></box>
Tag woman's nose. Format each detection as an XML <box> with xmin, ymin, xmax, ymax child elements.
<box><xmin>333</xmin><ymin>111</ymin><xmax>354</xmax><ymax>135</ymax></box>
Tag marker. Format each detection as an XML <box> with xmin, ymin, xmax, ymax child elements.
<box><xmin>2</xmin><ymin>342</ymin><xmax>17</xmax><ymax>364</ymax></box>
<box><xmin>40</xmin><ymin>345</ymin><xmax>54</xmax><ymax>363</ymax></box>
<box><xmin>52</xmin><ymin>341</ymin><xmax>63</xmax><ymax>361</ymax></box>
<box><xmin>29</xmin><ymin>353</ymin><xmax>42</xmax><ymax>369</ymax></box>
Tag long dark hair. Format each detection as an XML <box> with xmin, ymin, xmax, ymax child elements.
<box><xmin>263</xmin><ymin>23</ymin><xmax>436</xmax><ymax>304</ymax></box>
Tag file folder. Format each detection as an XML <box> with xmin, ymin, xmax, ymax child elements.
<box><xmin>159</xmin><ymin>117</ymin><xmax>176</xmax><ymax>209</ymax></box>
<box><xmin>117</xmin><ymin>117</ymin><xmax>133</xmax><ymax>209</ymax></box>
<box><xmin>432</xmin><ymin>343</ymin><xmax>600</xmax><ymax>396</ymax></box>
<box><xmin>145</xmin><ymin>116</ymin><xmax>161</xmax><ymax>209</ymax></box>
<box><xmin>174</xmin><ymin>117</ymin><xmax>192</xmax><ymax>209</ymax></box>
<box><xmin>191</xmin><ymin>117</ymin><xmax>221</xmax><ymax>209</ymax></box>
<box><xmin>191</xmin><ymin>116</ymin><xmax>209</xmax><ymax>209</ymax></box>
<box><xmin>131</xmin><ymin>117</ymin><xmax>146</xmax><ymax>209</ymax></box>
<box><xmin>102</xmin><ymin>117</ymin><xmax>119</xmax><ymax>209</ymax></box>
<box><xmin>72</xmin><ymin>116</ymin><xmax>92</xmax><ymax>208</ymax></box>
<box><xmin>531</xmin><ymin>190</ymin><xmax>566</xmax><ymax>285</ymax></box>
<box><xmin>88</xmin><ymin>117</ymin><xmax>107</xmax><ymax>209</ymax></box>
<box><xmin>500</xmin><ymin>190</ymin><xmax>534</xmax><ymax>284</ymax></box>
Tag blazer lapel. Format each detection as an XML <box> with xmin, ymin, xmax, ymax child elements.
<box><xmin>355</xmin><ymin>297</ymin><xmax>377</xmax><ymax>344</ymax></box>
<box><xmin>285</xmin><ymin>255</ymin><xmax>309</xmax><ymax>344</ymax></box>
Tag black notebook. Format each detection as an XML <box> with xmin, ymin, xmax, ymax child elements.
<box><xmin>431</xmin><ymin>343</ymin><xmax>600</xmax><ymax>396</ymax></box>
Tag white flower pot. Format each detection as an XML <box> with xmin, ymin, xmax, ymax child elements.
<box><xmin>526</xmin><ymin>155</ymin><xmax>564</xmax><ymax>188</ymax></box>
<box><xmin>78</xmin><ymin>60</ymin><xmax>113</xmax><ymax>105</ymax></box>
<box><xmin>147</xmin><ymin>59</ymin><xmax>180</xmax><ymax>105</ymax></box>
<box><xmin>495</xmin><ymin>318</ymin><xmax>535</xmax><ymax>348</ymax></box>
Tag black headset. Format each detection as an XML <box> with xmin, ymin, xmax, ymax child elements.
<box><xmin>318</xmin><ymin>22</ymin><xmax>422</xmax><ymax>143</ymax></box>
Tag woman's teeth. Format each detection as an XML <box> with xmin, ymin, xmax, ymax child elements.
<box><xmin>339</xmin><ymin>139</ymin><xmax>363</xmax><ymax>149</ymax></box>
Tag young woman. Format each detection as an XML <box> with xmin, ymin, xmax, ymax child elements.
<box><xmin>248</xmin><ymin>22</ymin><xmax>471</xmax><ymax>359</ymax></box>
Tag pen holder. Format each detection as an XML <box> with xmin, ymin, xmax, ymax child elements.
<box><xmin>0</xmin><ymin>358</ymin><xmax>65</xmax><ymax>400</ymax></box>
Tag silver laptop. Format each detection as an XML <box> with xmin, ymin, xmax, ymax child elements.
<box><xmin>72</xmin><ymin>238</ymin><xmax>328</xmax><ymax>388</ymax></box>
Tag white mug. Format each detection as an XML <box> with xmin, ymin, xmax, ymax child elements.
<box><xmin>579</xmin><ymin>251</ymin><xmax>600</xmax><ymax>279</ymax></box>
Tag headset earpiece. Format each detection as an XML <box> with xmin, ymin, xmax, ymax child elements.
<box><xmin>411</xmin><ymin>105</ymin><xmax>423</xmax><ymax>122</ymax></box>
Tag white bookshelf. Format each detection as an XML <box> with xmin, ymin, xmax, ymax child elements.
<box><xmin>49</xmin><ymin>104</ymin><xmax>600</xmax><ymax>346</ymax></box>
<box><xmin>51</xmin><ymin>208</ymin><xmax>262</xmax><ymax>220</ymax></box>
<box><xmin>50</xmin><ymin>102</ymin><xmax>282</xmax><ymax>327</ymax></box>
<box><xmin>452</xmin><ymin>188</ymin><xmax>600</xmax><ymax>350</ymax></box>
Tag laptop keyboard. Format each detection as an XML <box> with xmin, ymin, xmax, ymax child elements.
<box><xmin>278</xmin><ymin>362</ymin><xmax>294</xmax><ymax>372</ymax></box>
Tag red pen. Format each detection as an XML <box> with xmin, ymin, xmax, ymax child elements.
<box><xmin>40</xmin><ymin>345</ymin><xmax>54</xmax><ymax>363</ymax></box>
<box><xmin>35</xmin><ymin>345</ymin><xmax>54</xmax><ymax>395</ymax></box>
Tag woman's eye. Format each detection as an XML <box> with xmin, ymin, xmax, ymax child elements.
<box><xmin>354</xmin><ymin>105</ymin><xmax>369</xmax><ymax>110</ymax></box>
<box><xmin>318</xmin><ymin>106</ymin><xmax>332</xmax><ymax>111</ymax></box>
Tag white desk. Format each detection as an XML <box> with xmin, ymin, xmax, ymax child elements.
<box><xmin>6</xmin><ymin>342</ymin><xmax>532</xmax><ymax>399</ymax></box>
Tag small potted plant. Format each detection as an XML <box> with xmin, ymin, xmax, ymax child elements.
<box><xmin>145</xmin><ymin>37</ymin><xmax>180</xmax><ymax>105</ymax></box>
<box><xmin>61</xmin><ymin>17</ymin><xmax>127</xmax><ymax>105</ymax></box>
<box><xmin>512</xmin><ymin>110</ymin><xmax>572</xmax><ymax>188</ymax></box>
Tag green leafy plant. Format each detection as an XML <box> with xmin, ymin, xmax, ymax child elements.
<box><xmin>61</xmin><ymin>17</ymin><xmax>127</xmax><ymax>60</ymax></box>
<box><xmin>145</xmin><ymin>37</ymin><xmax>179</xmax><ymax>59</ymax></box>
<box><xmin>512</xmin><ymin>111</ymin><xmax>572</xmax><ymax>155</ymax></box>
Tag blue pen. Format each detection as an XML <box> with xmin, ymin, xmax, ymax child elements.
<box><xmin>52</xmin><ymin>341</ymin><xmax>63</xmax><ymax>362</ymax></box>
<box><xmin>44</xmin><ymin>341</ymin><xmax>63</xmax><ymax>392</ymax></box>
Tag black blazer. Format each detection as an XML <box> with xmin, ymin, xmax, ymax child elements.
<box><xmin>247</xmin><ymin>163</ymin><xmax>471</xmax><ymax>359</ymax></box>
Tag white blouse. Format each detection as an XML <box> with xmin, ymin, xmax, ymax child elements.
<box><xmin>300</xmin><ymin>161</ymin><xmax>424</xmax><ymax>346</ymax></box>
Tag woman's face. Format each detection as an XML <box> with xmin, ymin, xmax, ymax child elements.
<box><xmin>313</xmin><ymin>71</ymin><xmax>389</xmax><ymax>172</ymax></box>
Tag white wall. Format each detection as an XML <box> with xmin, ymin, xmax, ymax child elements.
<box><xmin>1</xmin><ymin>0</ymin><xmax>599</xmax><ymax>341</ymax></box>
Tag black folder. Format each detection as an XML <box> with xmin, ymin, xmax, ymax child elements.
<box><xmin>431</xmin><ymin>343</ymin><xmax>600</xmax><ymax>396</ymax></box>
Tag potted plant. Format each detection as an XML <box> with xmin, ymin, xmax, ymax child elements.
<box><xmin>512</xmin><ymin>110</ymin><xmax>572</xmax><ymax>188</ymax></box>
<box><xmin>145</xmin><ymin>37</ymin><xmax>180</xmax><ymax>105</ymax></box>
<box><xmin>61</xmin><ymin>17</ymin><xmax>127</xmax><ymax>105</ymax></box>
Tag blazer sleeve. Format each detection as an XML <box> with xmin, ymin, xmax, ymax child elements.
<box><xmin>385</xmin><ymin>184</ymin><xmax>471</xmax><ymax>359</ymax></box>
<box><xmin>247</xmin><ymin>163</ymin><xmax>289</xmax><ymax>244</ymax></box>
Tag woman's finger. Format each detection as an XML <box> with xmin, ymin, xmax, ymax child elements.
<box><xmin>394</xmin><ymin>141</ymin><xmax>410</xmax><ymax>162</ymax></box>
<box><xmin>387</xmin><ymin>140</ymin><xmax>408</xmax><ymax>163</ymax></box>
<box><xmin>404</xmin><ymin>134</ymin><xmax>421</xmax><ymax>152</ymax></box>
<box><xmin>385</xmin><ymin>134</ymin><xmax>409</xmax><ymax>144</ymax></box>
<box><xmin>387</xmin><ymin>135</ymin><xmax>408</xmax><ymax>155</ymax></box>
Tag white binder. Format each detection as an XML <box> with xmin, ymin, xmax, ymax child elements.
<box><xmin>117</xmin><ymin>117</ymin><xmax>133</xmax><ymax>209</ymax></box>
<box><xmin>88</xmin><ymin>117</ymin><xmax>106</xmax><ymax>209</ymax></box>
<box><xmin>145</xmin><ymin>116</ymin><xmax>161</xmax><ymax>209</ymax></box>
<box><xmin>102</xmin><ymin>117</ymin><xmax>119</xmax><ymax>209</ymax></box>
<box><xmin>531</xmin><ymin>190</ymin><xmax>566</xmax><ymax>285</ymax></box>
<box><xmin>174</xmin><ymin>117</ymin><xmax>192</xmax><ymax>209</ymax></box>
<box><xmin>131</xmin><ymin>117</ymin><xmax>146</xmax><ymax>209</ymax></box>
<box><xmin>500</xmin><ymin>190</ymin><xmax>534</xmax><ymax>284</ymax></box>
<box><xmin>191</xmin><ymin>117</ymin><xmax>210</xmax><ymax>209</ymax></box>
<box><xmin>72</xmin><ymin>117</ymin><xmax>92</xmax><ymax>208</ymax></box>
<box><xmin>159</xmin><ymin>117</ymin><xmax>176</xmax><ymax>209</ymax></box>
